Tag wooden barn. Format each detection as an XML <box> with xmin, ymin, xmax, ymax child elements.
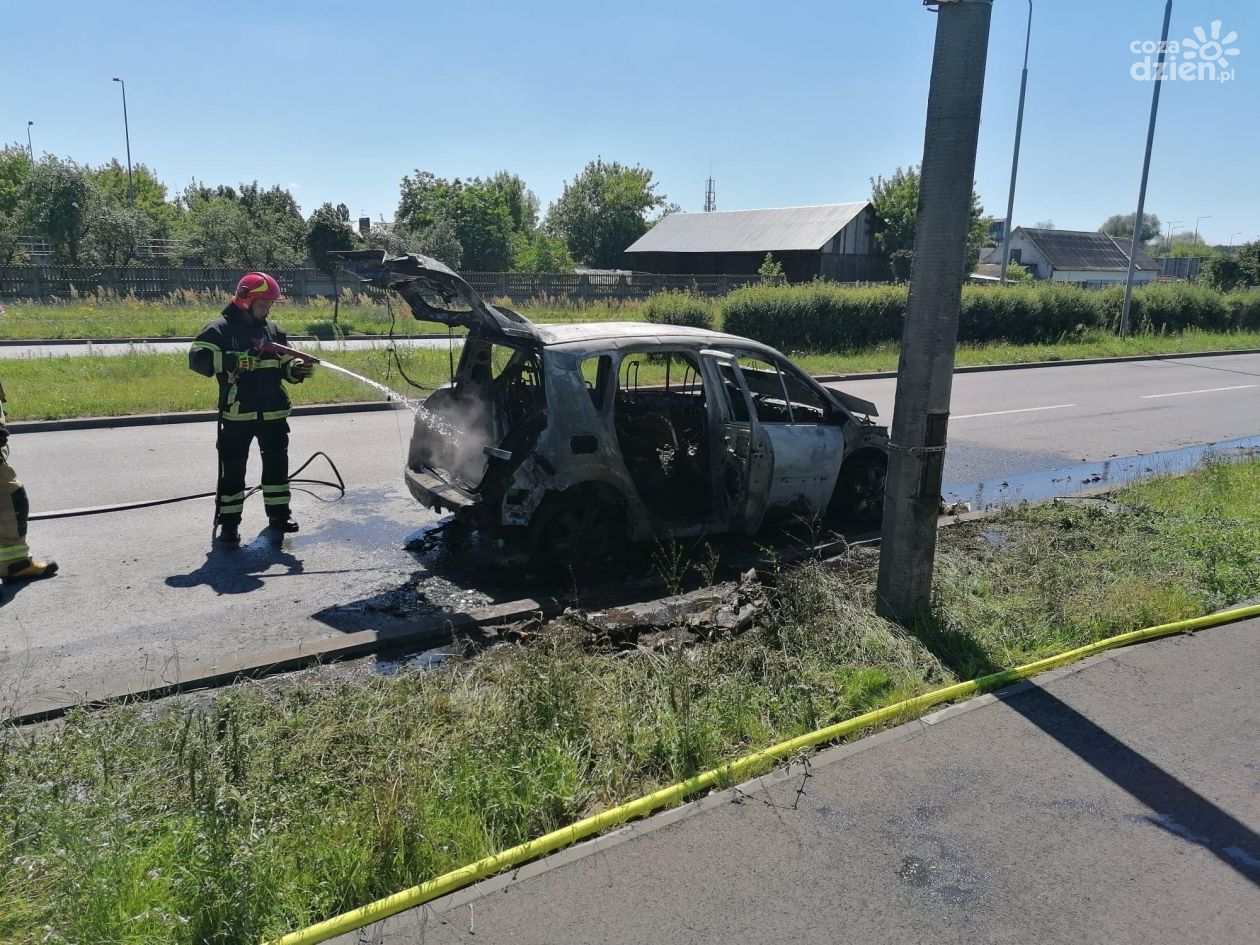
<box><xmin>623</xmin><ymin>202</ymin><xmax>881</xmax><ymax>283</ymax></box>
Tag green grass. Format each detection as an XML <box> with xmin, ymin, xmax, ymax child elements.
<box><xmin>4</xmin><ymin>327</ymin><xmax>1260</xmax><ymax>422</ymax></box>
<box><xmin>0</xmin><ymin>295</ymin><xmax>650</xmax><ymax>340</ymax></box>
<box><xmin>2</xmin><ymin>459</ymin><xmax>1259</xmax><ymax>943</ymax></box>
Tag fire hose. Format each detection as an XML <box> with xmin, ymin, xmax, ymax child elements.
<box><xmin>29</xmin><ymin>341</ymin><xmax>344</xmax><ymax>524</ymax></box>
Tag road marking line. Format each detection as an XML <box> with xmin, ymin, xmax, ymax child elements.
<box><xmin>1140</xmin><ymin>384</ymin><xmax>1257</xmax><ymax>400</ymax></box>
<box><xmin>953</xmin><ymin>404</ymin><xmax>1077</xmax><ymax>420</ymax></box>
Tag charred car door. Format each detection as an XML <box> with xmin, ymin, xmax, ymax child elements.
<box><xmin>699</xmin><ymin>350</ymin><xmax>774</xmax><ymax>534</ymax></box>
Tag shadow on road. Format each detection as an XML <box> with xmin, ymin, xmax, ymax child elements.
<box><xmin>904</xmin><ymin>617</ymin><xmax>1260</xmax><ymax>887</ymax></box>
<box><xmin>165</xmin><ymin>531</ymin><xmax>306</xmax><ymax>595</ymax></box>
<box><xmin>1005</xmin><ymin>685</ymin><xmax>1260</xmax><ymax>886</ymax></box>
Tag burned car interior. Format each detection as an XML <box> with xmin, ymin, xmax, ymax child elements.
<box><xmin>613</xmin><ymin>351</ymin><xmax>712</xmax><ymax>520</ymax></box>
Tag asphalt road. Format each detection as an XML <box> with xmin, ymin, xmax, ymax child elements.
<box><xmin>2</xmin><ymin>353</ymin><xmax>1259</xmax><ymax>708</ymax></box>
<box><xmin>346</xmin><ymin>617</ymin><xmax>1260</xmax><ymax>945</ymax></box>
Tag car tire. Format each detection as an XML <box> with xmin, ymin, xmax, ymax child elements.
<box><xmin>527</xmin><ymin>490</ymin><xmax>625</xmax><ymax>576</ymax></box>
<box><xmin>827</xmin><ymin>450</ymin><xmax>887</xmax><ymax>532</ymax></box>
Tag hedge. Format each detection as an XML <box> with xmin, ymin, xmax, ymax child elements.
<box><xmin>719</xmin><ymin>280</ymin><xmax>1260</xmax><ymax>353</ymax></box>
<box><xmin>642</xmin><ymin>290</ymin><xmax>716</xmax><ymax>331</ymax></box>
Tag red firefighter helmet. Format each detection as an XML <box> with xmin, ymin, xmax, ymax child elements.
<box><xmin>232</xmin><ymin>272</ymin><xmax>285</xmax><ymax>310</ymax></box>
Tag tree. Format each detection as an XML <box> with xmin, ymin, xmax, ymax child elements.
<box><xmin>1200</xmin><ymin>254</ymin><xmax>1246</xmax><ymax>291</ymax></box>
<box><xmin>1003</xmin><ymin>260</ymin><xmax>1033</xmax><ymax>282</ymax></box>
<box><xmin>0</xmin><ymin>145</ymin><xmax>32</xmax><ymax>219</ymax></box>
<box><xmin>177</xmin><ymin>191</ymin><xmax>246</xmax><ymax>266</ymax></box>
<box><xmin>88</xmin><ymin>159</ymin><xmax>180</xmax><ymax>239</ymax></box>
<box><xmin>306</xmin><ymin>202</ymin><xmax>361</xmax><ymax>278</ymax></box>
<box><xmin>1238</xmin><ymin>240</ymin><xmax>1260</xmax><ymax>284</ymax></box>
<box><xmin>177</xmin><ymin>181</ymin><xmax>306</xmax><ymax>268</ymax></box>
<box><xmin>83</xmin><ymin>192</ymin><xmax>155</xmax><ymax>273</ymax></box>
<box><xmin>396</xmin><ymin>170</ymin><xmax>515</xmax><ymax>270</ymax></box>
<box><xmin>17</xmin><ymin>156</ymin><xmax>94</xmax><ymax>263</ymax></box>
<box><xmin>407</xmin><ymin>218</ymin><xmax>465</xmax><ymax>269</ymax></box>
<box><xmin>0</xmin><ymin>146</ymin><xmax>30</xmax><ymax>265</ymax></box>
<box><xmin>757</xmin><ymin>252</ymin><xmax>785</xmax><ymax>283</ymax></box>
<box><xmin>1034</xmin><ymin>219</ymin><xmax>1056</xmax><ymax>229</ymax></box>
<box><xmin>1101</xmin><ymin>212</ymin><xmax>1161</xmax><ymax>244</ymax></box>
<box><xmin>1152</xmin><ymin>232</ymin><xmax>1211</xmax><ymax>257</ymax></box>
<box><xmin>482</xmin><ymin>170</ymin><xmax>539</xmax><ymax>235</ymax></box>
<box><xmin>510</xmin><ymin>229</ymin><xmax>574</xmax><ymax>273</ymax></box>
<box><xmin>869</xmin><ymin>165</ymin><xmax>987</xmax><ymax>281</ymax></box>
<box><xmin>362</xmin><ymin>220</ymin><xmax>464</xmax><ymax>269</ymax></box>
<box><xmin>545</xmin><ymin>159</ymin><xmax>667</xmax><ymax>268</ymax></box>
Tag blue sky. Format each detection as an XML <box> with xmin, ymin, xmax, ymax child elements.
<box><xmin>4</xmin><ymin>0</ymin><xmax>1256</xmax><ymax>245</ymax></box>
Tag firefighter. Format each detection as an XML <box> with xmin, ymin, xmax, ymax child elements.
<box><xmin>189</xmin><ymin>272</ymin><xmax>315</xmax><ymax>544</ymax></box>
<box><xmin>0</xmin><ymin>378</ymin><xmax>58</xmax><ymax>583</ymax></box>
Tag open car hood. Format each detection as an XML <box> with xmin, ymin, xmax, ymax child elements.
<box><xmin>333</xmin><ymin>250</ymin><xmax>538</xmax><ymax>340</ymax></box>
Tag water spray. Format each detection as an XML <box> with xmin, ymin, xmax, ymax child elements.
<box><xmin>254</xmin><ymin>338</ymin><xmax>423</xmax><ymax>413</ymax></box>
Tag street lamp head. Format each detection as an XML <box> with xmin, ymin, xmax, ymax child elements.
<box><xmin>112</xmin><ymin>76</ymin><xmax>121</xmax><ymax>82</ymax></box>
<box><xmin>27</xmin><ymin>120</ymin><xmax>33</xmax><ymax>127</ymax></box>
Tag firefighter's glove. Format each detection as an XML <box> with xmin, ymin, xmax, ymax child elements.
<box><xmin>291</xmin><ymin>360</ymin><xmax>315</xmax><ymax>381</ymax></box>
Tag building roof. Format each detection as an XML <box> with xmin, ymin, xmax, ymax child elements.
<box><xmin>624</xmin><ymin>202</ymin><xmax>870</xmax><ymax>255</ymax></box>
<box><xmin>1016</xmin><ymin>227</ymin><xmax>1159</xmax><ymax>272</ymax></box>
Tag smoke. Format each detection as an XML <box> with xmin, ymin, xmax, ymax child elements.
<box><xmin>408</xmin><ymin>387</ymin><xmax>496</xmax><ymax>486</ymax></box>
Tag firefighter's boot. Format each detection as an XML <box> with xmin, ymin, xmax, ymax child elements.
<box><xmin>2</xmin><ymin>558</ymin><xmax>58</xmax><ymax>584</ymax></box>
<box><xmin>268</xmin><ymin>515</ymin><xmax>299</xmax><ymax>534</ymax></box>
<box><xmin>216</xmin><ymin>521</ymin><xmax>240</xmax><ymax>545</ymax></box>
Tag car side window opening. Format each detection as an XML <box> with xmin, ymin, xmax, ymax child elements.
<box><xmin>715</xmin><ymin>354</ymin><xmax>830</xmax><ymax>425</ymax></box>
<box><xmin>580</xmin><ymin>355</ymin><xmax>613</xmax><ymax>410</ymax></box>
<box><xmin>614</xmin><ymin>350</ymin><xmax>711</xmax><ymax>518</ymax></box>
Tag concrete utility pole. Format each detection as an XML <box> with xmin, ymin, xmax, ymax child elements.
<box><xmin>876</xmin><ymin>0</ymin><xmax>995</xmax><ymax>624</ymax></box>
<box><xmin>999</xmin><ymin>0</ymin><xmax>1033</xmax><ymax>285</ymax></box>
<box><xmin>1120</xmin><ymin>0</ymin><xmax>1173</xmax><ymax>336</ymax></box>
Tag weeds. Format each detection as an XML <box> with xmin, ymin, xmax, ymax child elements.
<box><xmin>2</xmin><ymin>462</ymin><xmax>1260</xmax><ymax>943</ymax></box>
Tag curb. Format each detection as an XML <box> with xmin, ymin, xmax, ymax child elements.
<box><xmin>9</xmin><ymin>400</ymin><xmax>397</xmax><ymax>434</ymax></box>
<box><xmin>0</xmin><ymin>333</ymin><xmax>452</xmax><ymax>346</ymax></box>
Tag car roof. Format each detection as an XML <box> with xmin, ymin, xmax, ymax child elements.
<box><xmin>533</xmin><ymin>321</ymin><xmax>769</xmax><ymax>351</ymax></box>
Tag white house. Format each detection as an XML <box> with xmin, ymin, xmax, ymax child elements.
<box><xmin>1004</xmin><ymin>227</ymin><xmax>1160</xmax><ymax>284</ymax></box>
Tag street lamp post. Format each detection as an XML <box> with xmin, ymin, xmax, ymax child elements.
<box><xmin>1164</xmin><ymin>219</ymin><xmax>1183</xmax><ymax>250</ymax></box>
<box><xmin>25</xmin><ymin>121</ymin><xmax>34</xmax><ymax>159</ymax></box>
<box><xmin>1193</xmin><ymin>214</ymin><xmax>1212</xmax><ymax>249</ymax></box>
<box><xmin>111</xmin><ymin>77</ymin><xmax>135</xmax><ymax>208</ymax></box>
<box><xmin>999</xmin><ymin>0</ymin><xmax>1033</xmax><ymax>286</ymax></box>
<box><xmin>1229</xmin><ymin>231</ymin><xmax>1243</xmax><ymax>249</ymax></box>
<box><xmin>1120</xmin><ymin>0</ymin><xmax>1174</xmax><ymax>336</ymax></box>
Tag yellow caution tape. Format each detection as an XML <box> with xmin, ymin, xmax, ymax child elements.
<box><xmin>268</xmin><ymin>601</ymin><xmax>1260</xmax><ymax>945</ymax></box>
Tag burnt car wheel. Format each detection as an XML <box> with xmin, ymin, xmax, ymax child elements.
<box><xmin>528</xmin><ymin>491</ymin><xmax>625</xmax><ymax>575</ymax></box>
<box><xmin>827</xmin><ymin>450</ymin><xmax>887</xmax><ymax>532</ymax></box>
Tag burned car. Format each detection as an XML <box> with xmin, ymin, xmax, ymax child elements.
<box><xmin>338</xmin><ymin>251</ymin><xmax>889</xmax><ymax>569</ymax></box>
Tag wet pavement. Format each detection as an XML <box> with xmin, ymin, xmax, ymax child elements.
<box><xmin>943</xmin><ymin>435</ymin><xmax>1260</xmax><ymax>510</ymax></box>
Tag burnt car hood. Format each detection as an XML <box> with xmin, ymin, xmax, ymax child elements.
<box><xmin>334</xmin><ymin>250</ymin><xmax>538</xmax><ymax>340</ymax></box>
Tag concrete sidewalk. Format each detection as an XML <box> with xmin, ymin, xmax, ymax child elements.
<box><xmin>339</xmin><ymin>618</ymin><xmax>1260</xmax><ymax>945</ymax></box>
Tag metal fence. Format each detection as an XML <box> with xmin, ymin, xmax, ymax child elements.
<box><xmin>0</xmin><ymin>266</ymin><xmax>763</xmax><ymax>302</ymax></box>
